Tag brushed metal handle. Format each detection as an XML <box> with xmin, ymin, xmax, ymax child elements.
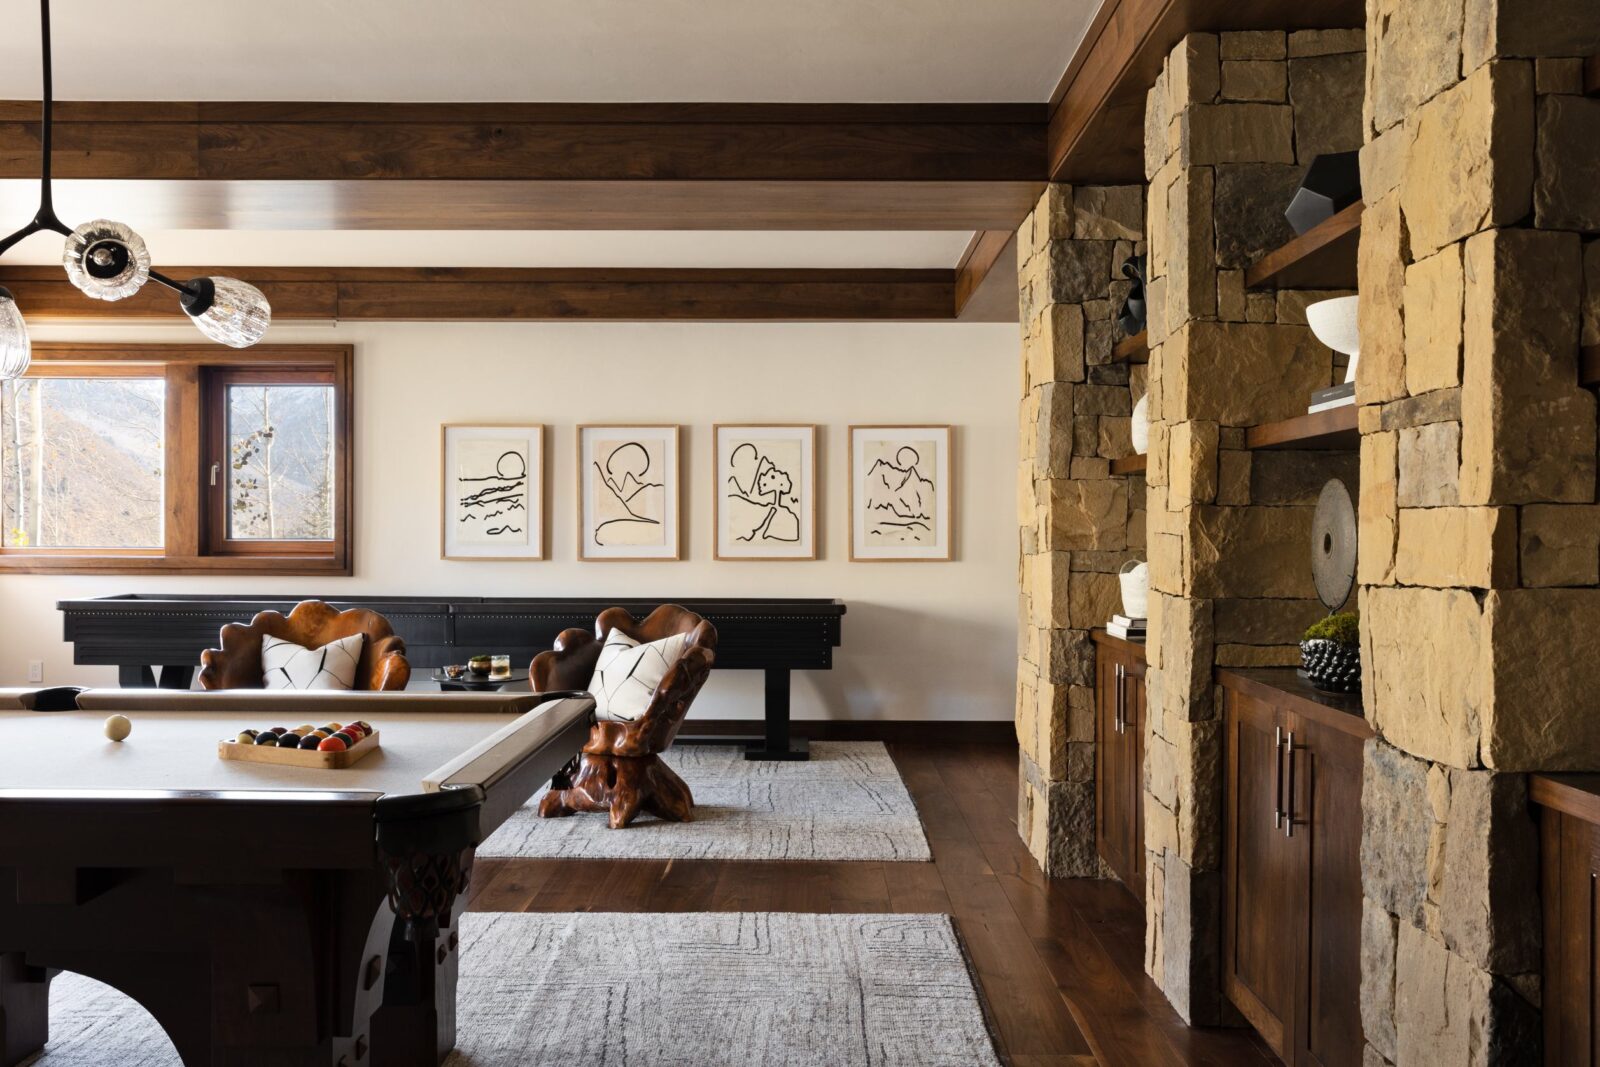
<box><xmin>1114</xmin><ymin>663</ymin><xmax>1125</xmax><ymax>734</ymax></box>
<box><xmin>1284</xmin><ymin>730</ymin><xmax>1297</xmax><ymax>839</ymax></box>
<box><xmin>1273</xmin><ymin>725</ymin><xmax>1284</xmax><ymax>828</ymax></box>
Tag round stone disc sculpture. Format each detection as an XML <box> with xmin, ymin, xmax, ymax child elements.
<box><xmin>1312</xmin><ymin>478</ymin><xmax>1357</xmax><ymax>612</ymax></box>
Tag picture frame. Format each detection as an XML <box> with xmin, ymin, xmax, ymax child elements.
<box><xmin>578</xmin><ymin>424</ymin><xmax>682</xmax><ymax>561</ymax></box>
<box><xmin>440</xmin><ymin>424</ymin><xmax>545</xmax><ymax>561</ymax></box>
<box><xmin>713</xmin><ymin>423</ymin><xmax>818</xmax><ymax>561</ymax></box>
<box><xmin>849</xmin><ymin>424</ymin><xmax>953</xmax><ymax>562</ymax></box>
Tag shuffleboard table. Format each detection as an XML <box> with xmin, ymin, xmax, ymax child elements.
<box><xmin>0</xmin><ymin>688</ymin><xmax>593</xmax><ymax>1067</ymax></box>
<box><xmin>57</xmin><ymin>595</ymin><xmax>848</xmax><ymax>760</ymax></box>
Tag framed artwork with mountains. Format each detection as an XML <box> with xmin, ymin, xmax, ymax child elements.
<box><xmin>440</xmin><ymin>423</ymin><xmax>544</xmax><ymax>561</ymax></box>
<box><xmin>714</xmin><ymin>424</ymin><xmax>817</xmax><ymax>560</ymax></box>
<box><xmin>849</xmin><ymin>424</ymin><xmax>953</xmax><ymax>562</ymax></box>
<box><xmin>578</xmin><ymin>424</ymin><xmax>681</xmax><ymax>561</ymax></box>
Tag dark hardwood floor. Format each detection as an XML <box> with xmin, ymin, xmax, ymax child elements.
<box><xmin>468</xmin><ymin>741</ymin><xmax>1277</xmax><ymax>1066</ymax></box>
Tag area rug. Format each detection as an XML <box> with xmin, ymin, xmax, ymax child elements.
<box><xmin>477</xmin><ymin>740</ymin><xmax>932</xmax><ymax>861</ymax></box>
<box><xmin>29</xmin><ymin>912</ymin><xmax>1002</xmax><ymax>1067</ymax></box>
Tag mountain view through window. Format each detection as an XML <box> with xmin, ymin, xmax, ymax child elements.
<box><xmin>1</xmin><ymin>377</ymin><xmax>164</xmax><ymax>549</ymax></box>
<box><xmin>226</xmin><ymin>384</ymin><xmax>336</xmax><ymax>541</ymax></box>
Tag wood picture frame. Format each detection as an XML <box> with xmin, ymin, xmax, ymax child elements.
<box><xmin>577</xmin><ymin>424</ymin><xmax>682</xmax><ymax>561</ymax></box>
<box><xmin>440</xmin><ymin>423</ymin><xmax>545</xmax><ymax>561</ymax></box>
<box><xmin>713</xmin><ymin>423</ymin><xmax>818</xmax><ymax>561</ymax></box>
<box><xmin>848</xmin><ymin>424</ymin><xmax>954</xmax><ymax>562</ymax></box>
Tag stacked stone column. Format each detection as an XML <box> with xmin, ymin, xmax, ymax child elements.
<box><xmin>1355</xmin><ymin>1</ymin><xmax>1600</xmax><ymax>1062</ymax></box>
<box><xmin>1140</xmin><ymin>29</ymin><xmax>1365</xmax><ymax>1022</ymax></box>
<box><xmin>1015</xmin><ymin>184</ymin><xmax>1146</xmax><ymax>877</ymax></box>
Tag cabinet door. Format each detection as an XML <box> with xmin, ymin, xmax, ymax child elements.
<box><xmin>1288</xmin><ymin>714</ymin><xmax>1365</xmax><ymax>1067</ymax></box>
<box><xmin>1543</xmin><ymin>807</ymin><xmax>1600</xmax><ymax>1066</ymax></box>
<box><xmin>1095</xmin><ymin>647</ymin><xmax>1139</xmax><ymax>896</ymax></box>
<box><xmin>1122</xmin><ymin>655</ymin><xmax>1146</xmax><ymax>904</ymax></box>
<box><xmin>1223</xmin><ymin>688</ymin><xmax>1302</xmax><ymax>1058</ymax></box>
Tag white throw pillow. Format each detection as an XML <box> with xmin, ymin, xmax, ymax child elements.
<box><xmin>261</xmin><ymin>633</ymin><xmax>365</xmax><ymax>691</ymax></box>
<box><xmin>587</xmin><ymin>628</ymin><xmax>691</xmax><ymax>722</ymax></box>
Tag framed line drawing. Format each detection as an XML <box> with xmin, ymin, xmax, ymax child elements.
<box><xmin>849</xmin><ymin>424</ymin><xmax>953</xmax><ymax>562</ymax></box>
<box><xmin>441</xmin><ymin>424</ymin><xmax>544</xmax><ymax>560</ymax></box>
<box><xmin>714</xmin><ymin>423</ymin><xmax>818</xmax><ymax>560</ymax></box>
<box><xmin>578</xmin><ymin>424</ymin><xmax>681</xmax><ymax>561</ymax></box>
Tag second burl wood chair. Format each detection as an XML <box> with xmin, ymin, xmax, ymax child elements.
<box><xmin>198</xmin><ymin>599</ymin><xmax>411</xmax><ymax>690</ymax></box>
<box><xmin>533</xmin><ymin>604</ymin><xmax>717</xmax><ymax>829</ymax></box>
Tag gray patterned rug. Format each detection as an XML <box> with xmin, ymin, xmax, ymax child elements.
<box><xmin>478</xmin><ymin>741</ymin><xmax>931</xmax><ymax>861</ymax></box>
<box><xmin>28</xmin><ymin>912</ymin><xmax>1001</xmax><ymax>1067</ymax></box>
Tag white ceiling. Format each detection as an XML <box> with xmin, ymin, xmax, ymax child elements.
<box><xmin>0</xmin><ymin>228</ymin><xmax>974</xmax><ymax>269</ymax></box>
<box><xmin>0</xmin><ymin>1</ymin><xmax>1094</xmax><ymax>103</ymax></box>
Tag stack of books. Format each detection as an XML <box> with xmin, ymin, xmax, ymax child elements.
<box><xmin>1106</xmin><ymin>614</ymin><xmax>1146</xmax><ymax>641</ymax></box>
<box><xmin>1307</xmin><ymin>381</ymin><xmax>1355</xmax><ymax>413</ymax></box>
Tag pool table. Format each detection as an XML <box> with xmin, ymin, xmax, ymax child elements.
<box><xmin>0</xmin><ymin>688</ymin><xmax>594</xmax><ymax>1067</ymax></box>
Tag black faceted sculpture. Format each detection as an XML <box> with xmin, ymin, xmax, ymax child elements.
<box><xmin>1117</xmin><ymin>254</ymin><xmax>1147</xmax><ymax>337</ymax></box>
<box><xmin>1285</xmin><ymin>151</ymin><xmax>1362</xmax><ymax>236</ymax></box>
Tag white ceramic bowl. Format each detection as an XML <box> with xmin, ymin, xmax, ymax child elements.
<box><xmin>1305</xmin><ymin>295</ymin><xmax>1360</xmax><ymax>357</ymax></box>
<box><xmin>1130</xmin><ymin>394</ymin><xmax>1150</xmax><ymax>454</ymax></box>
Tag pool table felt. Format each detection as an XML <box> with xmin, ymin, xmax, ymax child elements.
<box><xmin>0</xmin><ymin>707</ymin><xmax>530</xmax><ymax>796</ymax></box>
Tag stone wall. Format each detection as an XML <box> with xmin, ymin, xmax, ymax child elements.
<box><xmin>1140</xmin><ymin>28</ymin><xmax>1365</xmax><ymax>1023</ymax></box>
<box><xmin>1015</xmin><ymin>184</ymin><xmax>1146</xmax><ymax>876</ymax></box>
<box><xmin>1356</xmin><ymin>1</ymin><xmax>1600</xmax><ymax>1063</ymax></box>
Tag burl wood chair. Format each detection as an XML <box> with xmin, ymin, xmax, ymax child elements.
<box><xmin>533</xmin><ymin>605</ymin><xmax>717</xmax><ymax>829</ymax></box>
<box><xmin>198</xmin><ymin>599</ymin><xmax>411</xmax><ymax>691</ymax></box>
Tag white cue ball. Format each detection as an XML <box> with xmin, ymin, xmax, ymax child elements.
<box><xmin>103</xmin><ymin>714</ymin><xmax>132</xmax><ymax>742</ymax></box>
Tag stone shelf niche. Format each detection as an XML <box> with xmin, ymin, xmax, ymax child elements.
<box><xmin>1244</xmin><ymin>405</ymin><xmax>1359</xmax><ymax>450</ymax></box>
<box><xmin>1244</xmin><ymin>201</ymin><xmax>1364</xmax><ymax>290</ymax></box>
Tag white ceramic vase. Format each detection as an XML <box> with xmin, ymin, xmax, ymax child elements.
<box><xmin>1119</xmin><ymin>559</ymin><xmax>1149</xmax><ymax>619</ymax></box>
<box><xmin>1305</xmin><ymin>295</ymin><xmax>1360</xmax><ymax>384</ymax></box>
<box><xmin>1131</xmin><ymin>393</ymin><xmax>1150</xmax><ymax>454</ymax></box>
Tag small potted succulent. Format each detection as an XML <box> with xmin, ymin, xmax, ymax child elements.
<box><xmin>1300</xmin><ymin>612</ymin><xmax>1360</xmax><ymax>693</ymax></box>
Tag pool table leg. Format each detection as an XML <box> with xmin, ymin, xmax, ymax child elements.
<box><xmin>368</xmin><ymin>916</ymin><xmax>460</xmax><ymax>1067</ymax></box>
<box><xmin>0</xmin><ymin>954</ymin><xmax>52</xmax><ymax>1067</ymax></box>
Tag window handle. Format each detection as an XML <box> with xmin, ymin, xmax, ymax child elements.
<box><xmin>209</xmin><ymin>462</ymin><xmax>220</xmax><ymax>487</ymax></box>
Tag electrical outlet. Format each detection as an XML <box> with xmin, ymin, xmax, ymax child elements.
<box><xmin>27</xmin><ymin>660</ymin><xmax>43</xmax><ymax>683</ymax></box>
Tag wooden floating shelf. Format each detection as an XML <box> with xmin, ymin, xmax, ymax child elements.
<box><xmin>1110</xmin><ymin>453</ymin><xmax>1147</xmax><ymax>475</ymax></box>
<box><xmin>1245</xmin><ymin>202</ymin><xmax>1364</xmax><ymax>291</ymax></box>
<box><xmin>1581</xmin><ymin>344</ymin><xmax>1599</xmax><ymax>388</ymax></box>
<box><xmin>1245</xmin><ymin>404</ymin><xmax>1359</xmax><ymax>451</ymax></box>
<box><xmin>1111</xmin><ymin>330</ymin><xmax>1148</xmax><ymax>364</ymax></box>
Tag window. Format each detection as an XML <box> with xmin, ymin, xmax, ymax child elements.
<box><xmin>0</xmin><ymin>344</ymin><xmax>352</xmax><ymax>574</ymax></box>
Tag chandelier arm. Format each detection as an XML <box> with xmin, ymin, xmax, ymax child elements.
<box><xmin>147</xmin><ymin>269</ymin><xmax>195</xmax><ymax>297</ymax></box>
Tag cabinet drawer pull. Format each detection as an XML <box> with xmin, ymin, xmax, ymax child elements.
<box><xmin>1114</xmin><ymin>663</ymin><xmax>1125</xmax><ymax>734</ymax></box>
<box><xmin>1273</xmin><ymin>726</ymin><xmax>1284</xmax><ymax>828</ymax></box>
<box><xmin>1284</xmin><ymin>731</ymin><xmax>1296</xmax><ymax>839</ymax></box>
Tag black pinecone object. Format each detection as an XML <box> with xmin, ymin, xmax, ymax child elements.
<box><xmin>1300</xmin><ymin>638</ymin><xmax>1360</xmax><ymax>693</ymax></box>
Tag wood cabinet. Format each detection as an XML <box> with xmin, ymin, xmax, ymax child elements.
<box><xmin>1093</xmin><ymin>630</ymin><xmax>1146</xmax><ymax>902</ymax></box>
<box><xmin>1532</xmin><ymin>774</ymin><xmax>1600</xmax><ymax>1066</ymax></box>
<box><xmin>1220</xmin><ymin>668</ymin><xmax>1370</xmax><ymax>1067</ymax></box>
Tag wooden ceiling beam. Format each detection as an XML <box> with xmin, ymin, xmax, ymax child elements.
<box><xmin>0</xmin><ymin>101</ymin><xmax>1047</xmax><ymax>231</ymax></box>
<box><xmin>1046</xmin><ymin>0</ymin><xmax>1364</xmax><ymax>184</ymax></box>
<box><xmin>0</xmin><ymin>265</ymin><xmax>1024</xmax><ymax>322</ymax></box>
<box><xmin>954</xmin><ymin>229</ymin><xmax>1018</xmax><ymax>321</ymax></box>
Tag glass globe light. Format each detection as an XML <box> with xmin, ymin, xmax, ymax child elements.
<box><xmin>62</xmin><ymin>219</ymin><xmax>151</xmax><ymax>302</ymax></box>
<box><xmin>180</xmin><ymin>277</ymin><xmax>272</xmax><ymax>349</ymax></box>
<box><xmin>0</xmin><ymin>287</ymin><xmax>30</xmax><ymax>380</ymax></box>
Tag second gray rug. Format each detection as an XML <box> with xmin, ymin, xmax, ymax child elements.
<box><xmin>477</xmin><ymin>740</ymin><xmax>932</xmax><ymax>862</ymax></box>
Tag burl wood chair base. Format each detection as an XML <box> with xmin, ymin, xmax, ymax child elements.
<box><xmin>538</xmin><ymin>753</ymin><xmax>694</xmax><ymax>830</ymax></box>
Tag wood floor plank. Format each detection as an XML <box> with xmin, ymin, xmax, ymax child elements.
<box><xmin>464</xmin><ymin>740</ymin><xmax>1270</xmax><ymax>1067</ymax></box>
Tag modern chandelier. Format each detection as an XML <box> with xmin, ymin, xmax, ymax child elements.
<box><xmin>0</xmin><ymin>0</ymin><xmax>272</xmax><ymax>380</ymax></box>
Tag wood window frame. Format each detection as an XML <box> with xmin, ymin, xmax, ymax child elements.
<box><xmin>0</xmin><ymin>343</ymin><xmax>353</xmax><ymax>575</ymax></box>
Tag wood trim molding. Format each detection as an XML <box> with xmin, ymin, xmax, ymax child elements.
<box><xmin>0</xmin><ymin>265</ymin><xmax>1023</xmax><ymax>322</ymax></box>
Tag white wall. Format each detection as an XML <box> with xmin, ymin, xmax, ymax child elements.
<box><xmin>1</xmin><ymin>320</ymin><xmax>1019</xmax><ymax>722</ymax></box>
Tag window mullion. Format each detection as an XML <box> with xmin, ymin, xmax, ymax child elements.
<box><xmin>164</xmin><ymin>363</ymin><xmax>202</xmax><ymax>559</ymax></box>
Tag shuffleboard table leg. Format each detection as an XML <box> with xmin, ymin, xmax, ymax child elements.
<box><xmin>744</xmin><ymin>668</ymin><xmax>809</xmax><ymax>762</ymax></box>
<box><xmin>158</xmin><ymin>665</ymin><xmax>195</xmax><ymax>690</ymax></box>
<box><xmin>0</xmin><ymin>954</ymin><xmax>51</xmax><ymax>1067</ymax></box>
<box><xmin>118</xmin><ymin>664</ymin><xmax>157</xmax><ymax>688</ymax></box>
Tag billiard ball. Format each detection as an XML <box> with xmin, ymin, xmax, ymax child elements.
<box><xmin>103</xmin><ymin>714</ymin><xmax>132</xmax><ymax>742</ymax></box>
<box><xmin>293</xmin><ymin>724</ymin><xmax>314</xmax><ymax>735</ymax></box>
<box><xmin>299</xmin><ymin>735</ymin><xmax>323</xmax><ymax>750</ymax></box>
<box><xmin>332</xmin><ymin>731</ymin><xmax>357</xmax><ymax>747</ymax></box>
<box><xmin>317</xmin><ymin>735</ymin><xmax>347</xmax><ymax>752</ymax></box>
<box><xmin>235</xmin><ymin>729</ymin><xmax>258</xmax><ymax>744</ymax></box>
<box><xmin>254</xmin><ymin>733</ymin><xmax>279</xmax><ymax>746</ymax></box>
<box><xmin>278</xmin><ymin>733</ymin><xmax>303</xmax><ymax>749</ymax></box>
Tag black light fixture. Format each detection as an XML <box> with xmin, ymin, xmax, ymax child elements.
<box><xmin>0</xmin><ymin>0</ymin><xmax>272</xmax><ymax>379</ymax></box>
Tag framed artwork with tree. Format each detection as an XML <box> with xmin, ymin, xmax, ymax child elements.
<box><xmin>714</xmin><ymin>424</ymin><xmax>817</xmax><ymax>560</ymax></box>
